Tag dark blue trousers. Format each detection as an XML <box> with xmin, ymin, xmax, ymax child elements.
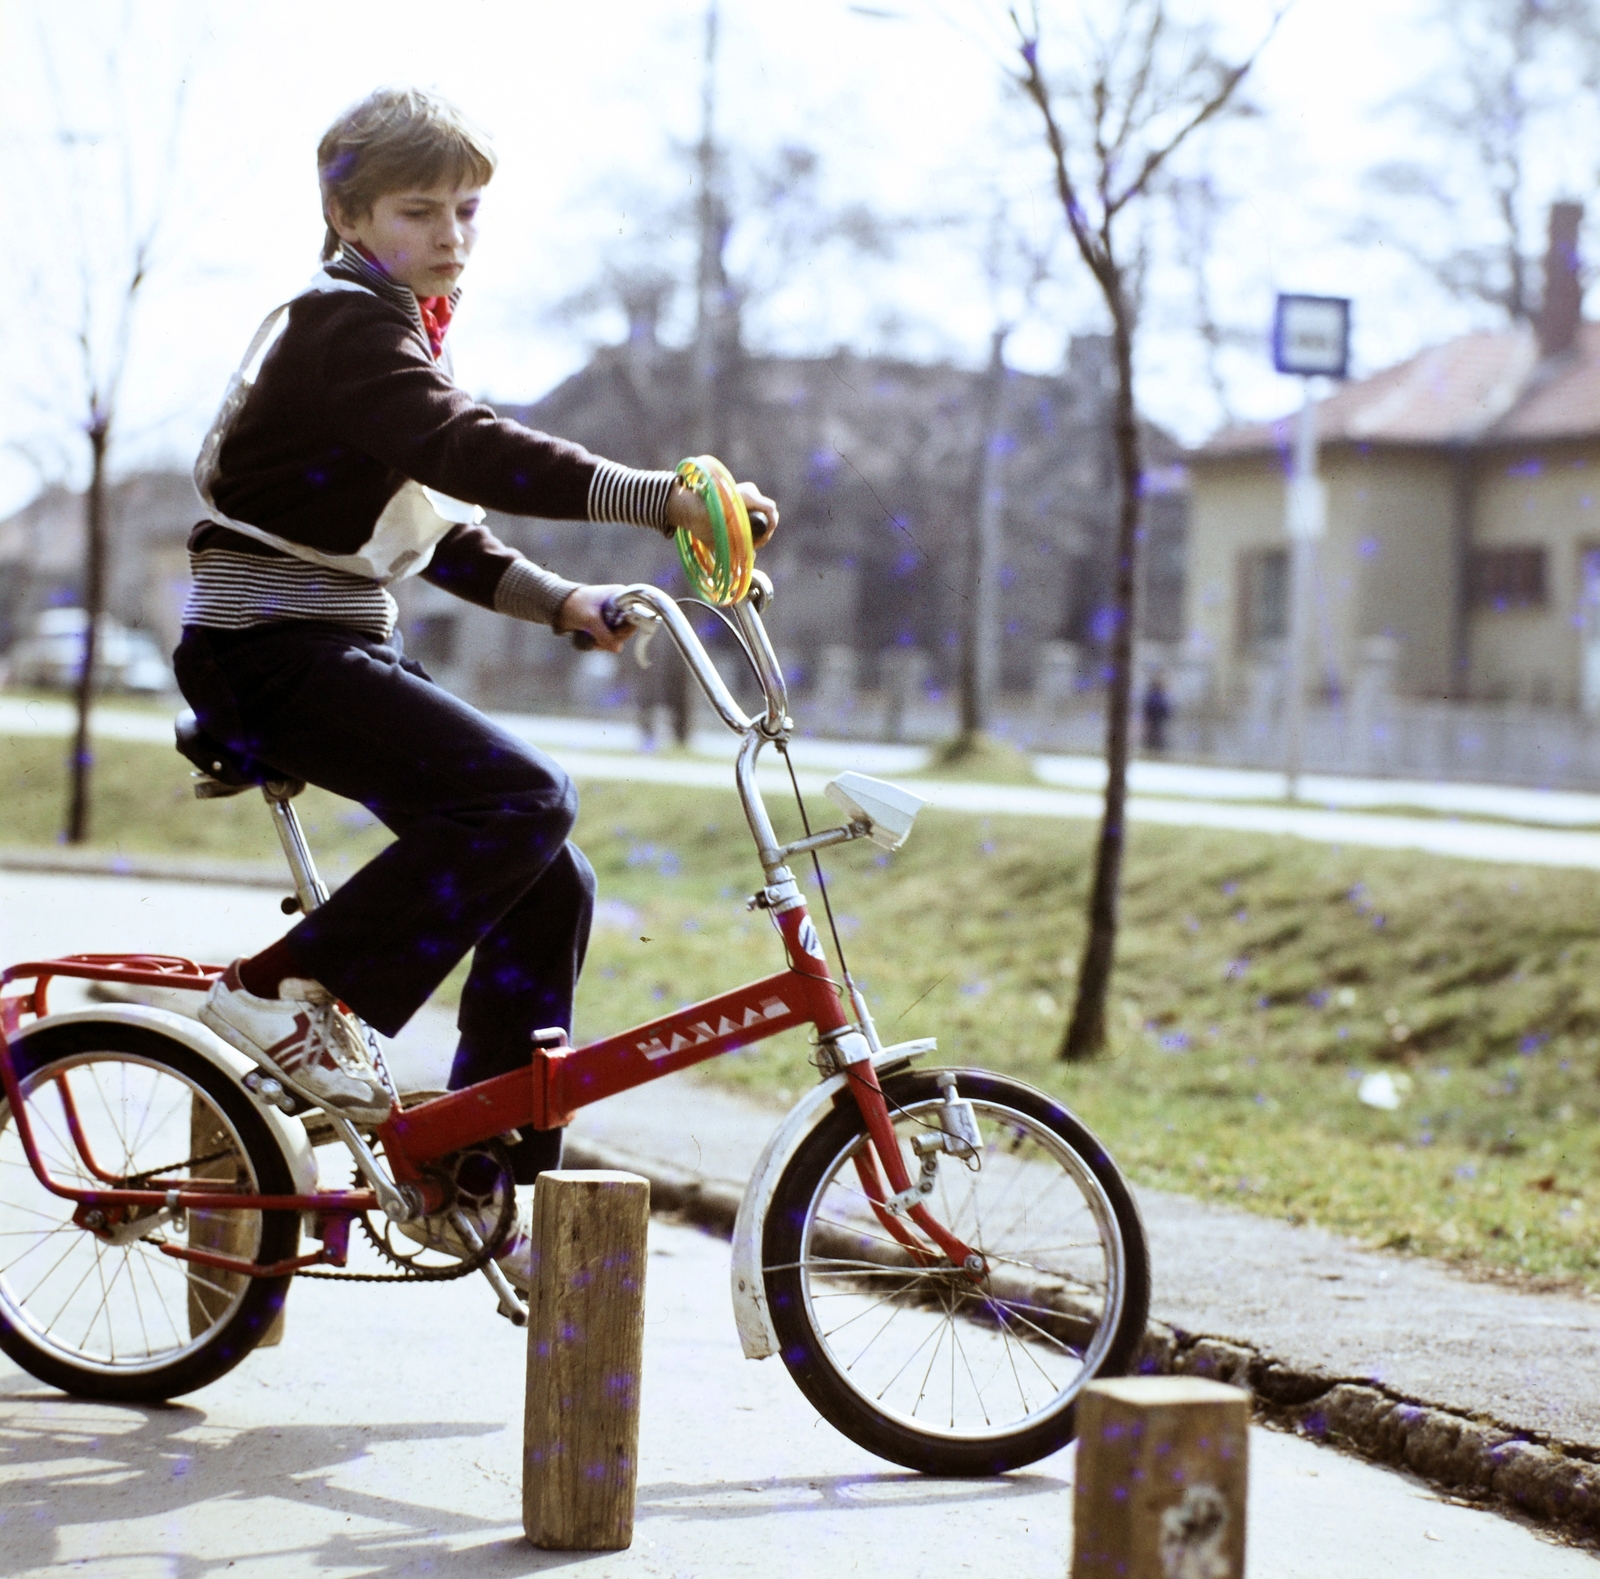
<box><xmin>173</xmin><ymin>621</ymin><xmax>590</xmax><ymax>1180</ymax></box>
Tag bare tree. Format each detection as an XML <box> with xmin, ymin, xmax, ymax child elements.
<box><xmin>12</xmin><ymin>5</ymin><xmax>188</xmax><ymax>842</ymax></box>
<box><xmin>1360</xmin><ymin>0</ymin><xmax>1600</xmax><ymax>323</ymax></box>
<box><xmin>1013</xmin><ymin>0</ymin><xmax>1281</xmax><ymax>1059</ymax></box>
<box><xmin>1166</xmin><ymin>172</ymin><xmax>1247</xmax><ymax>428</ymax></box>
<box><xmin>957</xmin><ymin>207</ymin><xmax>1053</xmax><ymax>747</ymax></box>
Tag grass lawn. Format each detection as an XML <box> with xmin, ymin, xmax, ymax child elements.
<box><xmin>7</xmin><ymin>731</ymin><xmax>1600</xmax><ymax>1292</ymax></box>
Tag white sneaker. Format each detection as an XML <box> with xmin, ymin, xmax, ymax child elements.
<box><xmin>395</xmin><ymin>1202</ymin><xmax>533</xmax><ymax>1293</ymax></box>
<box><xmin>200</xmin><ymin>962</ymin><xmax>392</xmax><ymax>1126</ymax></box>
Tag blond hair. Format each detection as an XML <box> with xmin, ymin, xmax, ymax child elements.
<box><xmin>317</xmin><ymin>88</ymin><xmax>497</xmax><ymax>260</ymax></box>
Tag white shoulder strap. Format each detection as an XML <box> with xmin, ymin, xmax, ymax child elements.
<box><xmin>189</xmin><ymin>269</ymin><xmax>481</xmax><ymax>587</ymax></box>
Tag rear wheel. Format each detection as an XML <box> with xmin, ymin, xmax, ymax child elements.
<box><xmin>0</xmin><ymin>1021</ymin><xmax>299</xmax><ymax>1400</ymax></box>
<box><xmin>763</xmin><ymin>1067</ymin><xmax>1149</xmax><ymax>1475</ymax></box>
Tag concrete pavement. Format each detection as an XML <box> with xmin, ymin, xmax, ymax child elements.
<box><xmin>7</xmin><ymin>866</ymin><xmax>1600</xmax><ymax>1545</ymax></box>
<box><xmin>2</xmin><ymin>1213</ymin><xmax>1592</xmax><ymax>1577</ymax></box>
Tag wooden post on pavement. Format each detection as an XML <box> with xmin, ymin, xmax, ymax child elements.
<box><xmin>1071</xmin><ymin>1377</ymin><xmax>1250</xmax><ymax>1579</ymax></box>
<box><xmin>188</xmin><ymin>1098</ymin><xmax>284</xmax><ymax>1346</ymax></box>
<box><xmin>523</xmin><ymin>1169</ymin><xmax>650</xmax><ymax>1551</ymax></box>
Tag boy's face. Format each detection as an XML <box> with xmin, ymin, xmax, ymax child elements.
<box><xmin>331</xmin><ymin>184</ymin><xmax>482</xmax><ymax>297</ymax></box>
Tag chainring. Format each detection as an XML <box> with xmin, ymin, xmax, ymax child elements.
<box><xmin>301</xmin><ymin>1131</ymin><xmax>517</xmax><ymax>1285</ymax></box>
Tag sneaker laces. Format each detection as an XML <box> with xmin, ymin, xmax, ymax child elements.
<box><xmin>278</xmin><ymin>1000</ymin><xmax>376</xmax><ymax>1083</ymax></box>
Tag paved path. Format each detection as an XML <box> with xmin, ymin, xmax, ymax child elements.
<box><xmin>8</xmin><ymin>867</ymin><xmax>1600</xmax><ymax>1449</ymax></box>
<box><xmin>9</xmin><ymin>870</ymin><xmax>1600</xmax><ymax>1483</ymax></box>
<box><xmin>10</xmin><ymin>699</ymin><xmax>1600</xmax><ymax>871</ymax></box>
<box><xmin>1</xmin><ymin>1213</ymin><xmax>1590</xmax><ymax>1577</ymax></box>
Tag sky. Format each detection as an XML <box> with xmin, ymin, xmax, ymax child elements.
<box><xmin>1</xmin><ymin>0</ymin><xmax>1591</xmax><ymax>518</ymax></box>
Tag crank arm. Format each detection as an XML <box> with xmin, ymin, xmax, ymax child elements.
<box><xmin>449</xmin><ymin>1208</ymin><xmax>529</xmax><ymax>1326</ymax></box>
<box><xmin>324</xmin><ymin>1113</ymin><xmax>419</xmax><ymax>1224</ymax></box>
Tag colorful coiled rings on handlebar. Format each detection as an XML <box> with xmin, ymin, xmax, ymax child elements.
<box><xmin>674</xmin><ymin>454</ymin><xmax>755</xmax><ymax>607</ymax></box>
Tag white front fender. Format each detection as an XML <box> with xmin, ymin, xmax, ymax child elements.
<box><xmin>13</xmin><ymin>1004</ymin><xmax>319</xmax><ymax>1196</ymax></box>
<box><xmin>730</xmin><ymin>1039</ymin><xmax>932</xmax><ymax>1360</ymax></box>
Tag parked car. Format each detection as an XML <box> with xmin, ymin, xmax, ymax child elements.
<box><xmin>3</xmin><ymin>608</ymin><xmax>174</xmax><ymax>694</ymax></box>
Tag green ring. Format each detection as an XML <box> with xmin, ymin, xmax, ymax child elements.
<box><xmin>674</xmin><ymin>460</ymin><xmax>734</xmax><ymax>602</ymax></box>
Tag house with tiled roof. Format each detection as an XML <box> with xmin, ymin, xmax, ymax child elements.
<box><xmin>1184</xmin><ymin>205</ymin><xmax>1600</xmax><ymax>720</ymax></box>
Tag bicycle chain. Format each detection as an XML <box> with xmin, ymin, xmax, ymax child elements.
<box><xmin>296</xmin><ymin>1140</ymin><xmax>516</xmax><ymax>1285</ymax></box>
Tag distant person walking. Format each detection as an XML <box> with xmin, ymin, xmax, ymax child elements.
<box><xmin>1142</xmin><ymin>672</ymin><xmax>1172</xmax><ymax>754</ymax></box>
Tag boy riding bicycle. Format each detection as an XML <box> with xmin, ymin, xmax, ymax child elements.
<box><xmin>176</xmin><ymin>88</ymin><xmax>777</xmax><ymax>1287</ymax></box>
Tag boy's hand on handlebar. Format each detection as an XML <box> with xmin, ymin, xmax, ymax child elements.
<box><xmin>668</xmin><ymin>478</ymin><xmax>780</xmax><ymax>548</ymax></box>
<box><xmin>555</xmin><ymin>584</ymin><xmax>633</xmax><ymax>653</ymax></box>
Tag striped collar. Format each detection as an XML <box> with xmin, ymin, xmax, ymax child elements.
<box><xmin>326</xmin><ymin>243</ymin><xmax>463</xmax><ymax>354</ymax></box>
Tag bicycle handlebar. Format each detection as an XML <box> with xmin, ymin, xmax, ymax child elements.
<box><xmin>606</xmin><ymin>582</ymin><xmax>789</xmax><ymax>737</ymax></box>
<box><xmin>566</xmin><ymin>576</ymin><xmax>794</xmax><ymax>875</ymax></box>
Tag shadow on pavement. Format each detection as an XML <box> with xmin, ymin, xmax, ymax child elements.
<box><xmin>0</xmin><ymin>1387</ymin><xmax>510</xmax><ymax>1574</ymax></box>
<box><xmin>635</xmin><ymin>1467</ymin><xmax>1072</xmax><ymax>1520</ymax></box>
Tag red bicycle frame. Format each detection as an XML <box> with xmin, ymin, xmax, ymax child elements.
<box><xmin>1</xmin><ymin>903</ymin><xmax>975</xmax><ymax>1281</ymax></box>
<box><xmin>0</xmin><ymin>581</ymin><xmax>980</xmax><ymax>1284</ymax></box>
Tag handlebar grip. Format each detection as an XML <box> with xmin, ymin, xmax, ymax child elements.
<box><xmin>570</xmin><ymin>595</ymin><xmax>632</xmax><ymax>650</ymax></box>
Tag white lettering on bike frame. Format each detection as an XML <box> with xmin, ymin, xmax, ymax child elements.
<box><xmin>636</xmin><ymin>996</ymin><xmax>789</xmax><ymax>1061</ymax></box>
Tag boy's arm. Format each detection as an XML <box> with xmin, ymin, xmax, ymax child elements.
<box><xmin>419</xmin><ymin>523</ymin><xmax>580</xmax><ymax>624</ymax></box>
<box><xmin>322</xmin><ymin>304</ymin><xmax>680</xmax><ymax>521</ymax></box>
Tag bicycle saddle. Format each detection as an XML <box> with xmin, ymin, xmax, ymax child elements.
<box><xmin>174</xmin><ymin>710</ymin><xmax>305</xmax><ymax>799</ymax></box>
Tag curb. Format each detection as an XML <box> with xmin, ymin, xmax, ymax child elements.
<box><xmin>0</xmin><ymin>848</ymin><xmax>300</xmax><ymax>890</ymax></box>
<box><xmin>563</xmin><ymin>1133</ymin><xmax>1600</xmax><ymax>1543</ymax></box>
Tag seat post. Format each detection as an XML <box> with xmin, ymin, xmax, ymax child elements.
<box><xmin>263</xmin><ymin>786</ymin><xmax>330</xmax><ymax>913</ymax></box>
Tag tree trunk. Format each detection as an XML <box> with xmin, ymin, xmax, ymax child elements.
<box><xmin>1062</xmin><ymin>286</ymin><xmax>1143</xmax><ymax>1060</ymax></box>
<box><xmin>66</xmin><ymin>416</ymin><xmax>109</xmax><ymax>846</ymax></box>
<box><xmin>959</xmin><ymin>329</ymin><xmax>1008</xmax><ymax>741</ymax></box>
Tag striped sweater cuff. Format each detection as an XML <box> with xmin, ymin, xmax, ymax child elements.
<box><xmin>493</xmin><ymin>558</ymin><xmax>582</xmax><ymax>627</ymax></box>
<box><xmin>587</xmin><ymin>460</ymin><xmax>676</xmax><ymax>535</ymax></box>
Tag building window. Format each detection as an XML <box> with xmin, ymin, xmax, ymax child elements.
<box><xmin>1237</xmin><ymin>548</ymin><xmax>1287</xmax><ymax>645</ymax></box>
<box><xmin>1469</xmin><ymin>546</ymin><xmax>1546</xmax><ymax>610</ymax></box>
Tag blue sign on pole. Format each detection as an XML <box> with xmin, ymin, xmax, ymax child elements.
<box><xmin>1273</xmin><ymin>294</ymin><xmax>1351</xmax><ymax>379</ymax></box>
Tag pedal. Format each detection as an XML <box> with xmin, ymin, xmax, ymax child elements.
<box><xmin>242</xmin><ymin>1068</ymin><xmax>309</xmax><ymax>1116</ymax></box>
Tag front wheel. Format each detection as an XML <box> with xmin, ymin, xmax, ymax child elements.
<box><xmin>0</xmin><ymin>1021</ymin><xmax>300</xmax><ymax>1401</ymax></box>
<box><xmin>763</xmin><ymin>1067</ymin><xmax>1150</xmax><ymax>1475</ymax></box>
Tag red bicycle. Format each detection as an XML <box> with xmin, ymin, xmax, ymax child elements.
<box><xmin>0</xmin><ymin>575</ymin><xmax>1150</xmax><ymax>1475</ymax></box>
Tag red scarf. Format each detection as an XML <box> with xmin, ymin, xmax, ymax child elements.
<box><xmin>417</xmin><ymin>294</ymin><xmax>453</xmax><ymax>360</ymax></box>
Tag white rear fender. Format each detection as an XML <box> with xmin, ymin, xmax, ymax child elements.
<box><xmin>12</xmin><ymin>1004</ymin><xmax>319</xmax><ymax>1196</ymax></box>
<box><xmin>731</xmin><ymin>1039</ymin><xmax>933</xmax><ymax>1360</ymax></box>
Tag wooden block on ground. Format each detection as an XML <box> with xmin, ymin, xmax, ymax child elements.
<box><xmin>1071</xmin><ymin>1376</ymin><xmax>1249</xmax><ymax>1579</ymax></box>
<box><xmin>188</xmin><ymin>1097</ymin><xmax>284</xmax><ymax>1346</ymax></box>
<box><xmin>523</xmin><ymin>1169</ymin><xmax>650</xmax><ymax>1551</ymax></box>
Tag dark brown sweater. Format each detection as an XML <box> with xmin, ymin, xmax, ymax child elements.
<box><xmin>194</xmin><ymin>260</ymin><xmax>604</xmax><ymax>610</ymax></box>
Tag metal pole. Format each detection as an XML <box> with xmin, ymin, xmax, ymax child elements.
<box><xmin>1284</xmin><ymin>382</ymin><xmax>1319</xmax><ymax>800</ymax></box>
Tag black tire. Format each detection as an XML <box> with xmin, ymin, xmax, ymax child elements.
<box><xmin>763</xmin><ymin>1067</ymin><xmax>1150</xmax><ymax>1475</ymax></box>
<box><xmin>0</xmin><ymin>1021</ymin><xmax>299</xmax><ymax>1401</ymax></box>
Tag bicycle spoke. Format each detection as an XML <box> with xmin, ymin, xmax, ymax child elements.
<box><xmin>16</xmin><ymin>1228</ymin><xmax>91</xmax><ymax>1313</ymax></box>
<box><xmin>838</xmin><ymin>1287</ymin><xmax>915</xmax><ymax>1372</ymax></box>
<box><xmin>80</xmin><ymin>1240</ymin><xmax>124</xmax><ymax>1359</ymax></box>
<box><xmin>993</xmin><ymin>1294</ymin><xmax>1031</xmax><ymax>1417</ymax></box>
<box><xmin>812</xmin><ymin>1207</ymin><xmax>925</xmax><ymax>1258</ymax></box>
<box><xmin>130</xmin><ymin>1243</ymin><xmax>185</xmax><ymax>1351</ymax></box>
<box><xmin>817</xmin><ymin>1273</ymin><xmax>924</xmax><ymax>1342</ymax></box>
<box><xmin>25</xmin><ymin>1097</ymin><xmax>82</xmax><ymax>1182</ymax></box>
<box><xmin>911</xmin><ymin>1299</ymin><xmax>953</xmax><ymax>1419</ymax></box>
<box><xmin>983</xmin><ymin>1298</ymin><xmax>1060</xmax><ymax>1402</ymax></box>
<box><xmin>975</xmin><ymin>1290</ymin><xmax>1084</xmax><ymax>1365</ymax></box>
<box><xmin>0</xmin><ymin>1224</ymin><xmax>78</xmax><ymax>1271</ymax></box>
<box><xmin>872</xmin><ymin>1303</ymin><xmax>948</xmax><ymax>1403</ymax></box>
